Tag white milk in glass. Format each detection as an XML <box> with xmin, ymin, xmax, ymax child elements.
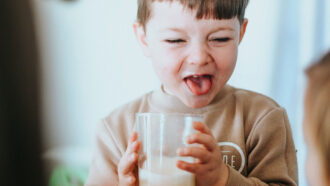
<box><xmin>139</xmin><ymin>156</ymin><xmax>195</xmax><ymax>186</ymax></box>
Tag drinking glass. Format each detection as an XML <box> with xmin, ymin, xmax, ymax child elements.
<box><xmin>136</xmin><ymin>113</ymin><xmax>203</xmax><ymax>186</ymax></box>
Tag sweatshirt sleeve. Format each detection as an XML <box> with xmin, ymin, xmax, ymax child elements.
<box><xmin>85</xmin><ymin>120</ymin><xmax>123</xmax><ymax>186</ymax></box>
<box><xmin>226</xmin><ymin>108</ymin><xmax>298</xmax><ymax>186</ymax></box>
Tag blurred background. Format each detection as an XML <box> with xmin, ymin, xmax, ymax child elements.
<box><xmin>1</xmin><ymin>0</ymin><xmax>329</xmax><ymax>185</ymax></box>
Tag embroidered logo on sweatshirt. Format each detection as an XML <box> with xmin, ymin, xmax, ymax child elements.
<box><xmin>218</xmin><ymin>142</ymin><xmax>245</xmax><ymax>173</ymax></box>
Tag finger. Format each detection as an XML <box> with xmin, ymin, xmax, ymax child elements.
<box><xmin>177</xmin><ymin>146</ymin><xmax>211</xmax><ymax>163</ymax></box>
<box><xmin>176</xmin><ymin>160</ymin><xmax>209</xmax><ymax>174</ymax></box>
<box><xmin>120</xmin><ymin>172</ymin><xmax>136</xmax><ymax>186</ymax></box>
<box><xmin>118</xmin><ymin>152</ymin><xmax>138</xmax><ymax>175</ymax></box>
<box><xmin>129</xmin><ymin>132</ymin><xmax>138</xmax><ymax>145</ymax></box>
<box><xmin>193</xmin><ymin>122</ymin><xmax>213</xmax><ymax>136</ymax></box>
<box><xmin>125</xmin><ymin>173</ymin><xmax>137</xmax><ymax>185</ymax></box>
<box><xmin>126</xmin><ymin>141</ymin><xmax>140</xmax><ymax>155</ymax></box>
<box><xmin>186</xmin><ymin>132</ymin><xmax>217</xmax><ymax>151</ymax></box>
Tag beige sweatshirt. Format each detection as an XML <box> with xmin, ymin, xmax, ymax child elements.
<box><xmin>86</xmin><ymin>85</ymin><xmax>298</xmax><ymax>186</ymax></box>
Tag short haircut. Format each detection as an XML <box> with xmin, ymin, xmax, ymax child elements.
<box><xmin>305</xmin><ymin>50</ymin><xmax>330</xmax><ymax>179</ymax></box>
<box><xmin>137</xmin><ymin>0</ymin><xmax>249</xmax><ymax>29</ymax></box>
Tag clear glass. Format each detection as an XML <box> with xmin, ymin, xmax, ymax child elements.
<box><xmin>136</xmin><ymin>113</ymin><xmax>203</xmax><ymax>186</ymax></box>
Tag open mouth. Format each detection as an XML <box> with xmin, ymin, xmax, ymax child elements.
<box><xmin>183</xmin><ymin>74</ymin><xmax>213</xmax><ymax>96</ymax></box>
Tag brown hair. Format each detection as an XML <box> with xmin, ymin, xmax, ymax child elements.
<box><xmin>137</xmin><ymin>0</ymin><xmax>249</xmax><ymax>29</ymax></box>
<box><xmin>305</xmin><ymin>50</ymin><xmax>330</xmax><ymax>179</ymax></box>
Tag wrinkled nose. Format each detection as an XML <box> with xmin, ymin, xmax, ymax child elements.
<box><xmin>186</xmin><ymin>43</ymin><xmax>212</xmax><ymax>66</ymax></box>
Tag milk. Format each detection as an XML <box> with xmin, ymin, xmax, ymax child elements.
<box><xmin>138</xmin><ymin>156</ymin><xmax>195</xmax><ymax>186</ymax></box>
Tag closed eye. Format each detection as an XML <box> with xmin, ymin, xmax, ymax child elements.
<box><xmin>211</xmin><ymin>38</ymin><xmax>230</xmax><ymax>42</ymax></box>
<box><xmin>165</xmin><ymin>39</ymin><xmax>185</xmax><ymax>43</ymax></box>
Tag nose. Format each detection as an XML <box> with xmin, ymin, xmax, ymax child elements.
<box><xmin>186</xmin><ymin>42</ymin><xmax>212</xmax><ymax>66</ymax></box>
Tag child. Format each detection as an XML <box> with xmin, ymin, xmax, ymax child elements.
<box><xmin>304</xmin><ymin>51</ymin><xmax>330</xmax><ymax>186</ymax></box>
<box><xmin>86</xmin><ymin>0</ymin><xmax>298</xmax><ymax>185</ymax></box>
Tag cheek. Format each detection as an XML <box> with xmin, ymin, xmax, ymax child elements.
<box><xmin>151</xmin><ymin>47</ymin><xmax>183</xmax><ymax>75</ymax></box>
<box><xmin>214</xmin><ymin>46</ymin><xmax>238</xmax><ymax>73</ymax></box>
<box><xmin>151</xmin><ymin>57</ymin><xmax>179</xmax><ymax>86</ymax></box>
<box><xmin>151</xmin><ymin>61</ymin><xmax>169</xmax><ymax>83</ymax></box>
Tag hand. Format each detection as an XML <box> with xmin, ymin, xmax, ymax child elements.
<box><xmin>176</xmin><ymin>122</ymin><xmax>229</xmax><ymax>186</ymax></box>
<box><xmin>118</xmin><ymin>132</ymin><xmax>140</xmax><ymax>186</ymax></box>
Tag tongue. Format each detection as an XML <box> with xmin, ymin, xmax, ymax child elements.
<box><xmin>186</xmin><ymin>76</ymin><xmax>212</xmax><ymax>96</ymax></box>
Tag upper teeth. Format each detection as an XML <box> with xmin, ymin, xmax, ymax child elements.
<box><xmin>192</xmin><ymin>75</ymin><xmax>199</xmax><ymax>78</ymax></box>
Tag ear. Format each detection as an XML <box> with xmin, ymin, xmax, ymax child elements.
<box><xmin>239</xmin><ymin>19</ymin><xmax>248</xmax><ymax>44</ymax></box>
<box><xmin>133</xmin><ymin>22</ymin><xmax>151</xmax><ymax>57</ymax></box>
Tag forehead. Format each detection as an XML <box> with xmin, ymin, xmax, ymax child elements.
<box><xmin>147</xmin><ymin>1</ymin><xmax>240</xmax><ymax>32</ymax></box>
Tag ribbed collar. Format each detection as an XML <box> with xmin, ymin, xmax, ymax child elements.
<box><xmin>148</xmin><ymin>84</ymin><xmax>232</xmax><ymax>114</ymax></box>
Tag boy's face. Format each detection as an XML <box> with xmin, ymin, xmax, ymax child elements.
<box><xmin>134</xmin><ymin>1</ymin><xmax>247</xmax><ymax>108</ymax></box>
